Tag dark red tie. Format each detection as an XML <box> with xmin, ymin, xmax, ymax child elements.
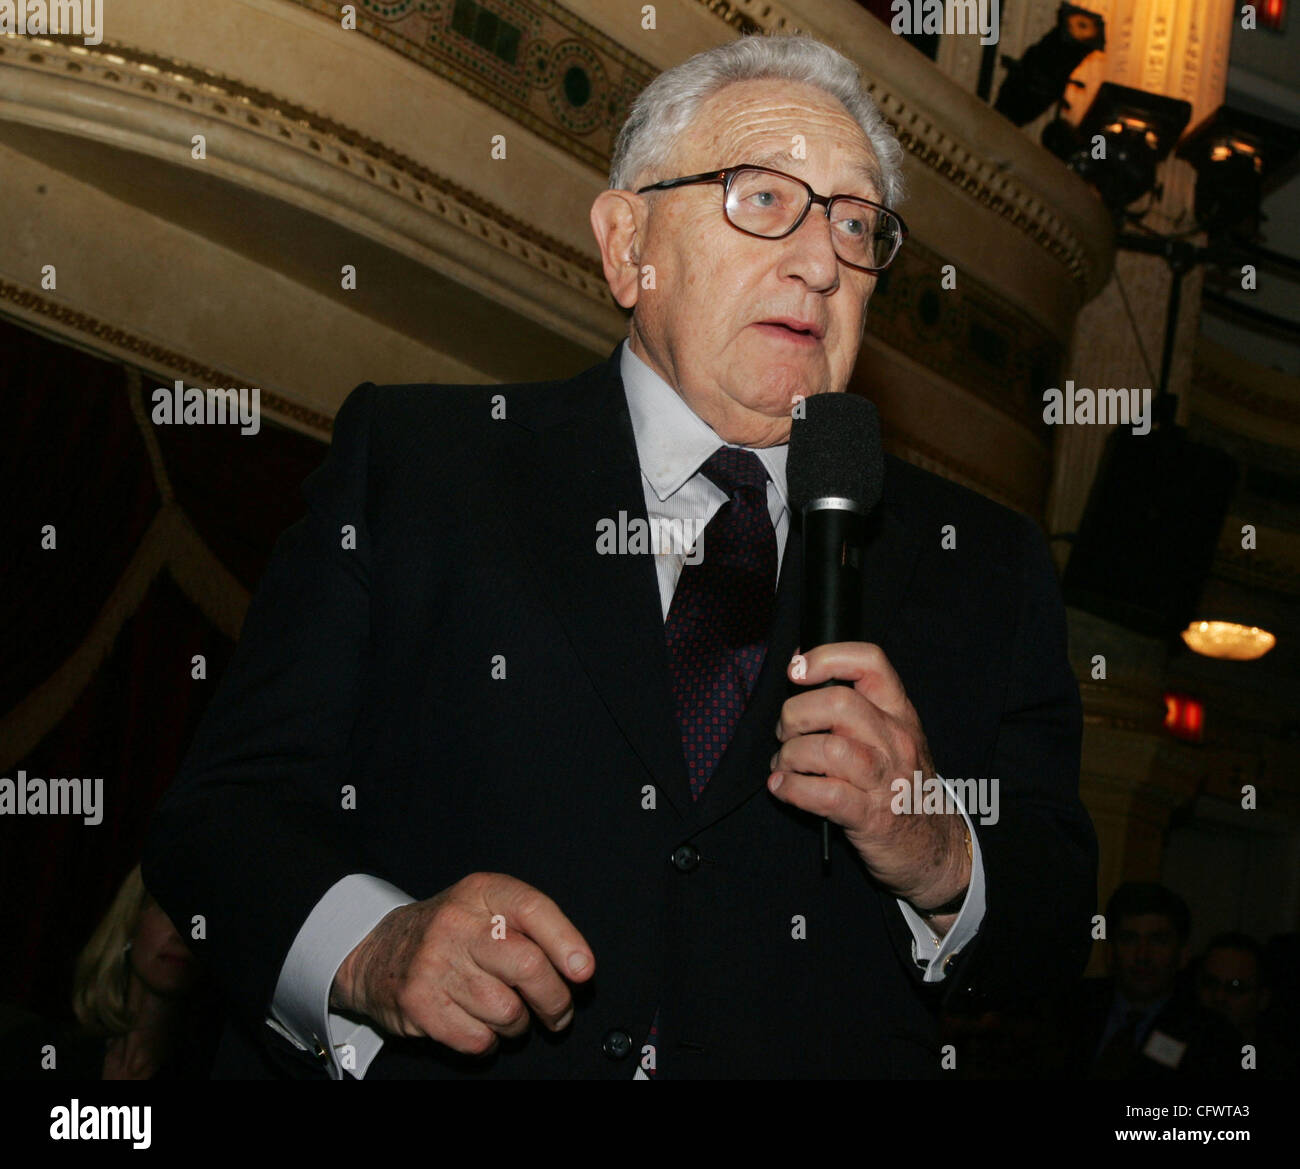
<box><xmin>665</xmin><ymin>446</ymin><xmax>778</xmax><ymax>799</ymax></box>
<box><xmin>645</xmin><ymin>447</ymin><xmax>777</xmax><ymax>1076</ymax></box>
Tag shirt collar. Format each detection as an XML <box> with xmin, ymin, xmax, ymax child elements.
<box><xmin>620</xmin><ymin>340</ymin><xmax>789</xmax><ymax>507</ymax></box>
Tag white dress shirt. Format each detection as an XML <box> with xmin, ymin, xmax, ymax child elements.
<box><xmin>268</xmin><ymin>341</ymin><xmax>986</xmax><ymax>1079</ymax></box>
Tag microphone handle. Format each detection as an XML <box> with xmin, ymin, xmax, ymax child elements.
<box><xmin>798</xmin><ymin>505</ymin><xmax>867</xmax><ymax>867</ymax></box>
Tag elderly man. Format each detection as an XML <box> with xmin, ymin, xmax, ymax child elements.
<box><xmin>143</xmin><ymin>34</ymin><xmax>1096</xmax><ymax>1079</ymax></box>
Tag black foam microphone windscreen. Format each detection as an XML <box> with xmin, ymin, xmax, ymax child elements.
<box><xmin>788</xmin><ymin>393</ymin><xmax>884</xmax><ymax>515</ymax></box>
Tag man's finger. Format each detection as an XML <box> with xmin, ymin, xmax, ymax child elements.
<box><xmin>787</xmin><ymin>643</ymin><xmax>910</xmax><ymax>718</ymax></box>
<box><xmin>410</xmin><ymin>991</ymin><xmax>502</xmax><ymax>1057</ymax></box>
<box><xmin>776</xmin><ymin>678</ymin><xmax>890</xmax><ymax>745</ymax></box>
<box><xmin>772</xmin><ymin>729</ymin><xmax>884</xmax><ymax>794</ymax></box>
<box><xmin>767</xmin><ymin>767</ymin><xmax>867</xmax><ymax>828</ymax></box>
<box><xmin>482</xmin><ymin>876</ymin><xmax>595</xmax><ymax>985</ymax></box>
<box><xmin>468</xmin><ymin>932</ymin><xmax>576</xmax><ymax>1031</ymax></box>
<box><xmin>448</xmin><ymin>964</ymin><xmax>533</xmax><ymax>1039</ymax></box>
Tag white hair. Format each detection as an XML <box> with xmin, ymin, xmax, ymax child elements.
<box><xmin>609</xmin><ymin>34</ymin><xmax>905</xmax><ymax>208</ymax></box>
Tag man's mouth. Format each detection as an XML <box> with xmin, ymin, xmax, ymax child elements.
<box><xmin>753</xmin><ymin>318</ymin><xmax>824</xmax><ymax>344</ymax></box>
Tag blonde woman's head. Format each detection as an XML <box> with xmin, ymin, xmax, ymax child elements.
<box><xmin>72</xmin><ymin>865</ymin><xmax>197</xmax><ymax>1035</ymax></box>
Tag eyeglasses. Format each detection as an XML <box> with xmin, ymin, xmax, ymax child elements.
<box><xmin>635</xmin><ymin>164</ymin><xmax>908</xmax><ymax>273</ymax></box>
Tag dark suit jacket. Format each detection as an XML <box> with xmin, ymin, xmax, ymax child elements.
<box><xmin>1058</xmin><ymin>977</ymin><xmax>1243</xmax><ymax>1078</ymax></box>
<box><xmin>141</xmin><ymin>346</ymin><xmax>1097</xmax><ymax>1078</ymax></box>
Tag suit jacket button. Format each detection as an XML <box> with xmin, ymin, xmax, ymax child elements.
<box><xmin>671</xmin><ymin>844</ymin><xmax>700</xmax><ymax>872</ymax></box>
<box><xmin>601</xmin><ymin>1029</ymin><xmax>633</xmax><ymax>1060</ymax></box>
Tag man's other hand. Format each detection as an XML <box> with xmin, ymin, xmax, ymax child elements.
<box><xmin>328</xmin><ymin>872</ymin><xmax>595</xmax><ymax>1055</ymax></box>
<box><xmin>769</xmin><ymin>643</ymin><xmax>970</xmax><ymax>919</ymax></box>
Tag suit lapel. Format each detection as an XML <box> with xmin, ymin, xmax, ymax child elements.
<box><xmin>857</xmin><ymin>488</ymin><xmax>926</xmax><ymax>658</ymax></box>
<box><xmin>497</xmin><ymin>350</ymin><xmax>693</xmax><ymax>816</ymax></box>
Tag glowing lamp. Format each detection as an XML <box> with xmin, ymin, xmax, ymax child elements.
<box><xmin>1181</xmin><ymin>621</ymin><xmax>1277</xmax><ymax>661</ymax></box>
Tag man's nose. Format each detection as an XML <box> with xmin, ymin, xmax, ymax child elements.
<box><xmin>777</xmin><ymin>207</ymin><xmax>839</xmax><ymax>292</ymax></box>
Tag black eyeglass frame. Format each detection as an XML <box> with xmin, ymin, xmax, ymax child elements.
<box><xmin>634</xmin><ymin>164</ymin><xmax>909</xmax><ymax>274</ymax></box>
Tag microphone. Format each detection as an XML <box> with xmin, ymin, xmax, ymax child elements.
<box><xmin>788</xmin><ymin>393</ymin><xmax>884</xmax><ymax>865</ymax></box>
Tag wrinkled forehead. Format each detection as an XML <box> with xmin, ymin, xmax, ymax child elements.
<box><xmin>672</xmin><ymin>80</ymin><xmax>883</xmax><ymax>199</ymax></box>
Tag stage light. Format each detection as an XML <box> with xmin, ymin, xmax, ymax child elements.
<box><xmin>1177</xmin><ymin>105</ymin><xmax>1300</xmax><ymax>238</ymax></box>
<box><xmin>994</xmin><ymin>3</ymin><xmax>1105</xmax><ymax>128</ymax></box>
<box><xmin>1061</xmin><ymin>83</ymin><xmax>1191</xmax><ymax>219</ymax></box>
<box><xmin>1181</xmin><ymin>621</ymin><xmax>1277</xmax><ymax>661</ymax></box>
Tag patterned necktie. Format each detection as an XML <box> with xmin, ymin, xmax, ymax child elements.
<box><xmin>644</xmin><ymin>446</ymin><xmax>777</xmax><ymax>1078</ymax></box>
<box><xmin>664</xmin><ymin>446</ymin><xmax>778</xmax><ymax>799</ymax></box>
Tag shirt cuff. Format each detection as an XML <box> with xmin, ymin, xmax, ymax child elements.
<box><xmin>894</xmin><ymin>774</ymin><xmax>987</xmax><ymax>983</ymax></box>
<box><xmin>268</xmin><ymin>874</ymin><xmax>415</xmax><ymax>1079</ymax></box>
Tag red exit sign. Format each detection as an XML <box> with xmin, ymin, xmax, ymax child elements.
<box><xmin>1165</xmin><ymin>693</ymin><xmax>1205</xmax><ymax>742</ymax></box>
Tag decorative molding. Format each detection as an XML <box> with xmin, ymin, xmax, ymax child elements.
<box><xmin>888</xmin><ymin>120</ymin><xmax>1090</xmax><ymax>289</ymax></box>
<box><xmin>0</xmin><ymin>278</ymin><xmax>335</xmax><ymax>437</ymax></box>
<box><xmin>286</xmin><ymin>0</ymin><xmax>656</xmax><ymax>172</ymax></box>
<box><xmin>868</xmin><ymin>237</ymin><xmax>1062</xmax><ymax>436</ymax></box>
<box><xmin>694</xmin><ymin>0</ymin><xmax>763</xmax><ymax>34</ymax></box>
<box><xmin>0</xmin><ymin>35</ymin><xmax>609</xmax><ymax>300</ymax></box>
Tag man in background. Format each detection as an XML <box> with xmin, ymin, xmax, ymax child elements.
<box><xmin>1197</xmin><ymin>932</ymin><xmax>1296</xmax><ymax>1077</ymax></box>
<box><xmin>1060</xmin><ymin>882</ymin><xmax>1240</xmax><ymax>1078</ymax></box>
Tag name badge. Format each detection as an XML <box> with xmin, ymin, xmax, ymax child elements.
<box><xmin>1142</xmin><ymin>1029</ymin><xmax>1188</xmax><ymax>1069</ymax></box>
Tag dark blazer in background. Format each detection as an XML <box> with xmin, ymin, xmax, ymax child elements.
<box><xmin>142</xmin><ymin>347</ymin><xmax>1098</xmax><ymax>1078</ymax></box>
<box><xmin>1057</xmin><ymin>977</ymin><xmax>1243</xmax><ymax>1078</ymax></box>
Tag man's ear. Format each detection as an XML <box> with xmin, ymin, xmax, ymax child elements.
<box><xmin>590</xmin><ymin>189</ymin><xmax>644</xmax><ymax>310</ymax></box>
